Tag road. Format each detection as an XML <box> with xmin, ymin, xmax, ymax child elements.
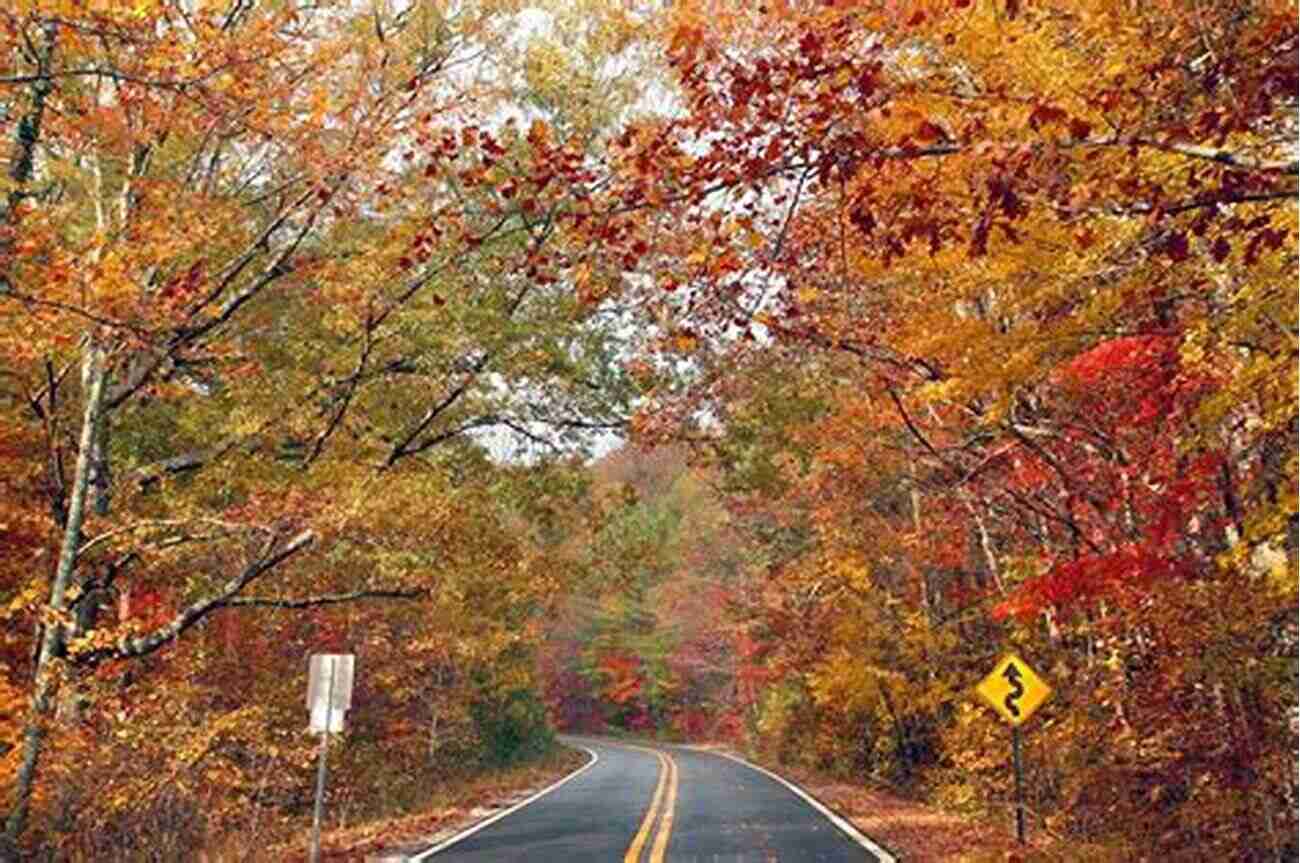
<box><xmin>411</xmin><ymin>736</ymin><xmax>893</xmax><ymax>863</ymax></box>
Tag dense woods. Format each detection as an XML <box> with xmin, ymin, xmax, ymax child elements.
<box><xmin>1</xmin><ymin>0</ymin><xmax>1295</xmax><ymax>859</ymax></box>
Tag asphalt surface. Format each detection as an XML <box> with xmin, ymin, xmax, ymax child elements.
<box><xmin>419</xmin><ymin>736</ymin><xmax>884</xmax><ymax>862</ymax></box>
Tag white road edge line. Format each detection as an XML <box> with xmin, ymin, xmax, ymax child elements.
<box><xmin>693</xmin><ymin>748</ymin><xmax>898</xmax><ymax>863</ymax></box>
<box><xmin>408</xmin><ymin>744</ymin><xmax>599</xmax><ymax>861</ymax></box>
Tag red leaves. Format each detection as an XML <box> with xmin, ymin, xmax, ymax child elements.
<box><xmin>1062</xmin><ymin>334</ymin><xmax>1192</xmax><ymax>428</ymax></box>
<box><xmin>797</xmin><ymin>30</ymin><xmax>822</xmax><ymax>59</ymax></box>
<box><xmin>1027</xmin><ymin>103</ymin><xmax>1068</xmax><ymax>131</ymax></box>
<box><xmin>1026</xmin><ymin>104</ymin><xmax>1095</xmax><ymax>142</ymax></box>
<box><xmin>995</xmin><ymin>545</ymin><xmax>1195</xmax><ymax>621</ymax></box>
<box><xmin>159</xmin><ymin>260</ymin><xmax>207</xmax><ymax>304</ymax></box>
<box><xmin>1243</xmin><ymin>225</ymin><xmax>1287</xmax><ymax>265</ymax></box>
<box><xmin>856</xmin><ymin>65</ymin><xmax>878</xmax><ymax>99</ymax></box>
<box><xmin>916</xmin><ymin>120</ymin><xmax>947</xmax><ymax>142</ymax></box>
<box><xmin>848</xmin><ymin>204</ymin><xmax>877</xmax><ymax>236</ymax></box>
<box><xmin>1163</xmin><ymin>231</ymin><xmax>1190</xmax><ymax>261</ymax></box>
<box><xmin>1062</xmin><ymin>335</ymin><xmax>1174</xmax><ymax>387</ymax></box>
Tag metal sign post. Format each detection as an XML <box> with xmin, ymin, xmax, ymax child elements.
<box><xmin>1011</xmin><ymin>725</ymin><xmax>1025</xmax><ymax>844</ymax></box>
<box><xmin>975</xmin><ymin>652</ymin><xmax>1051</xmax><ymax>844</ymax></box>
<box><xmin>307</xmin><ymin>654</ymin><xmax>355</xmax><ymax>863</ymax></box>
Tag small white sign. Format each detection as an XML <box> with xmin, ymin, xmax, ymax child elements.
<box><xmin>307</xmin><ymin>654</ymin><xmax>355</xmax><ymax>733</ymax></box>
<box><xmin>309</xmin><ymin>700</ymin><xmax>346</xmax><ymax>733</ymax></box>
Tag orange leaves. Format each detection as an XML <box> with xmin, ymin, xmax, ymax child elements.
<box><xmin>599</xmin><ymin>655</ymin><xmax>644</xmax><ymax>705</ymax></box>
<box><xmin>527</xmin><ymin>119</ymin><xmax>551</xmax><ymax>148</ymax></box>
<box><xmin>668</xmin><ymin>329</ymin><xmax>699</xmax><ymax>354</ymax></box>
<box><xmin>598</xmin><ymin>0</ymin><xmax>1295</xmax><ymax>847</ymax></box>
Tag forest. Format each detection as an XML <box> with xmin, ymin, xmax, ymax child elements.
<box><xmin>0</xmin><ymin>0</ymin><xmax>1295</xmax><ymax>859</ymax></box>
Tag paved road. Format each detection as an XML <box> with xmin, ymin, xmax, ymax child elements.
<box><xmin>414</xmin><ymin>736</ymin><xmax>890</xmax><ymax>862</ymax></box>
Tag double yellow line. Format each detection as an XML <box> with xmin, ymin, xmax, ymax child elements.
<box><xmin>623</xmin><ymin>745</ymin><xmax>679</xmax><ymax>863</ymax></box>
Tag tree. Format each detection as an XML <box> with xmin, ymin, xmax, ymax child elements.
<box><xmin>578</xmin><ymin>0</ymin><xmax>1297</xmax><ymax>855</ymax></box>
<box><xmin>0</xmin><ymin>0</ymin><xmax>655</xmax><ymax>852</ymax></box>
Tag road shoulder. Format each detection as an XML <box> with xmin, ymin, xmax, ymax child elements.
<box><xmin>687</xmin><ymin>744</ymin><xmax>1059</xmax><ymax>861</ymax></box>
<box><xmin>679</xmin><ymin>744</ymin><xmax>899</xmax><ymax>863</ymax></box>
<box><xmin>301</xmin><ymin>744</ymin><xmax>591</xmax><ymax>862</ymax></box>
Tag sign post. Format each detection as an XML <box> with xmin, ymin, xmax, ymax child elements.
<box><xmin>1011</xmin><ymin>724</ymin><xmax>1025</xmax><ymax>843</ymax></box>
<box><xmin>975</xmin><ymin>652</ymin><xmax>1051</xmax><ymax>844</ymax></box>
<box><xmin>307</xmin><ymin>654</ymin><xmax>355</xmax><ymax>863</ymax></box>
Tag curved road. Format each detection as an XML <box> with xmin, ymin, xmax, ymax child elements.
<box><xmin>411</xmin><ymin>736</ymin><xmax>891</xmax><ymax>862</ymax></box>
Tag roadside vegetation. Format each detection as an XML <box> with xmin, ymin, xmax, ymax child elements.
<box><xmin>539</xmin><ymin>1</ymin><xmax>1298</xmax><ymax>858</ymax></box>
<box><xmin>1</xmin><ymin>0</ymin><xmax>1295</xmax><ymax>860</ymax></box>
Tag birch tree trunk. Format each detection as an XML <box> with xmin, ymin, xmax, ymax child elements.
<box><xmin>3</xmin><ymin>342</ymin><xmax>107</xmax><ymax>852</ymax></box>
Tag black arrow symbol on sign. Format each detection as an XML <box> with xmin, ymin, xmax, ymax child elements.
<box><xmin>1002</xmin><ymin>663</ymin><xmax>1024</xmax><ymax>718</ymax></box>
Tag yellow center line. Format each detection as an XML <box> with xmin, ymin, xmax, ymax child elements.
<box><xmin>623</xmin><ymin>748</ymin><xmax>669</xmax><ymax>863</ymax></box>
<box><xmin>647</xmin><ymin>750</ymin><xmax>679</xmax><ymax>863</ymax></box>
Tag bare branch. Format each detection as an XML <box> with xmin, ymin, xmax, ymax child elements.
<box><xmin>103</xmin><ymin>530</ymin><xmax>315</xmax><ymax>662</ymax></box>
<box><xmin>304</xmin><ymin>326</ymin><xmax>375</xmax><ymax>468</ymax></box>
<box><xmin>77</xmin><ymin>518</ymin><xmax>248</xmax><ymax>557</ymax></box>
<box><xmin>132</xmin><ymin>451</ymin><xmax>207</xmax><ymax>490</ymax></box>
<box><xmin>385</xmin><ymin>354</ymin><xmax>492</xmax><ymax>466</ymax></box>
<box><xmin>220</xmin><ymin>588</ymin><xmax>425</xmax><ymax>609</ymax></box>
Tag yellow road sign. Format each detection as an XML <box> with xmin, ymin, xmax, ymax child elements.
<box><xmin>976</xmin><ymin>653</ymin><xmax>1052</xmax><ymax>727</ymax></box>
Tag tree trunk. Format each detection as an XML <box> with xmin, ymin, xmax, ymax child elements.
<box><xmin>4</xmin><ymin>343</ymin><xmax>107</xmax><ymax>852</ymax></box>
<box><xmin>877</xmin><ymin>683</ymin><xmax>910</xmax><ymax>778</ymax></box>
<box><xmin>969</xmin><ymin>502</ymin><xmax>1004</xmax><ymax>595</ymax></box>
<box><xmin>1</xmin><ymin>22</ymin><xmax>56</xmax><ymax>224</ymax></box>
<box><xmin>907</xmin><ymin>461</ymin><xmax>934</xmax><ymax>625</ymax></box>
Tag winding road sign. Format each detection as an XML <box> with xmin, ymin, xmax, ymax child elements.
<box><xmin>976</xmin><ymin>653</ymin><xmax>1051</xmax><ymax>727</ymax></box>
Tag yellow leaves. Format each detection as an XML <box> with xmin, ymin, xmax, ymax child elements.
<box><xmin>528</xmin><ymin>119</ymin><xmax>551</xmax><ymax>147</ymax></box>
<box><xmin>573</xmin><ymin>261</ymin><xmax>598</xmax><ymax>303</ymax></box>
<box><xmin>685</xmin><ymin>244</ymin><xmax>710</xmax><ymax>269</ymax></box>
<box><xmin>809</xmin><ymin>649</ymin><xmax>912</xmax><ymax>722</ymax></box>
<box><xmin>915</xmin><ymin>378</ymin><xmax>959</xmax><ymax>404</ymax></box>
<box><xmin>16</xmin><ymin>0</ymin><xmax>155</xmax><ymax>15</ymax></box>
<box><xmin>827</xmin><ymin>552</ymin><xmax>873</xmax><ymax>593</ymax></box>
<box><xmin>670</xmin><ymin>330</ymin><xmax>699</xmax><ymax>353</ymax></box>
<box><xmin>6</xmin><ymin>582</ymin><xmax>45</xmax><ymax>616</ymax></box>
<box><xmin>523</xmin><ymin>38</ymin><xmax>573</xmax><ymax>99</ymax></box>
<box><xmin>225</xmin><ymin>406</ymin><xmax>270</xmax><ymax>438</ymax></box>
<box><xmin>795</xmin><ymin>284</ymin><xmax>820</xmax><ymax>305</ymax></box>
<box><xmin>65</xmin><ymin>626</ymin><xmax>126</xmax><ymax>658</ymax></box>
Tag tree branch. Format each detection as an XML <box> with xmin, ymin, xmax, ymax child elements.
<box><xmin>853</xmin><ymin>136</ymin><xmax>1298</xmax><ymax>176</ymax></box>
<box><xmin>220</xmin><ymin>588</ymin><xmax>425</xmax><ymax>609</ymax></box>
<box><xmin>385</xmin><ymin>354</ymin><xmax>492</xmax><ymax>466</ymax></box>
<box><xmin>102</xmin><ymin>530</ymin><xmax>315</xmax><ymax>662</ymax></box>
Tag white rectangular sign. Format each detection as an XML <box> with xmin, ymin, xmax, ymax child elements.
<box><xmin>307</xmin><ymin>654</ymin><xmax>355</xmax><ymax>733</ymax></box>
<box><xmin>309</xmin><ymin>700</ymin><xmax>346</xmax><ymax>733</ymax></box>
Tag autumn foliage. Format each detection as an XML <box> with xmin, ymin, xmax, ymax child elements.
<box><xmin>0</xmin><ymin>0</ymin><xmax>1295</xmax><ymax>859</ymax></box>
<box><xmin>546</xmin><ymin>0</ymin><xmax>1297</xmax><ymax>858</ymax></box>
<box><xmin>0</xmin><ymin>0</ymin><xmax>645</xmax><ymax>856</ymax></box>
